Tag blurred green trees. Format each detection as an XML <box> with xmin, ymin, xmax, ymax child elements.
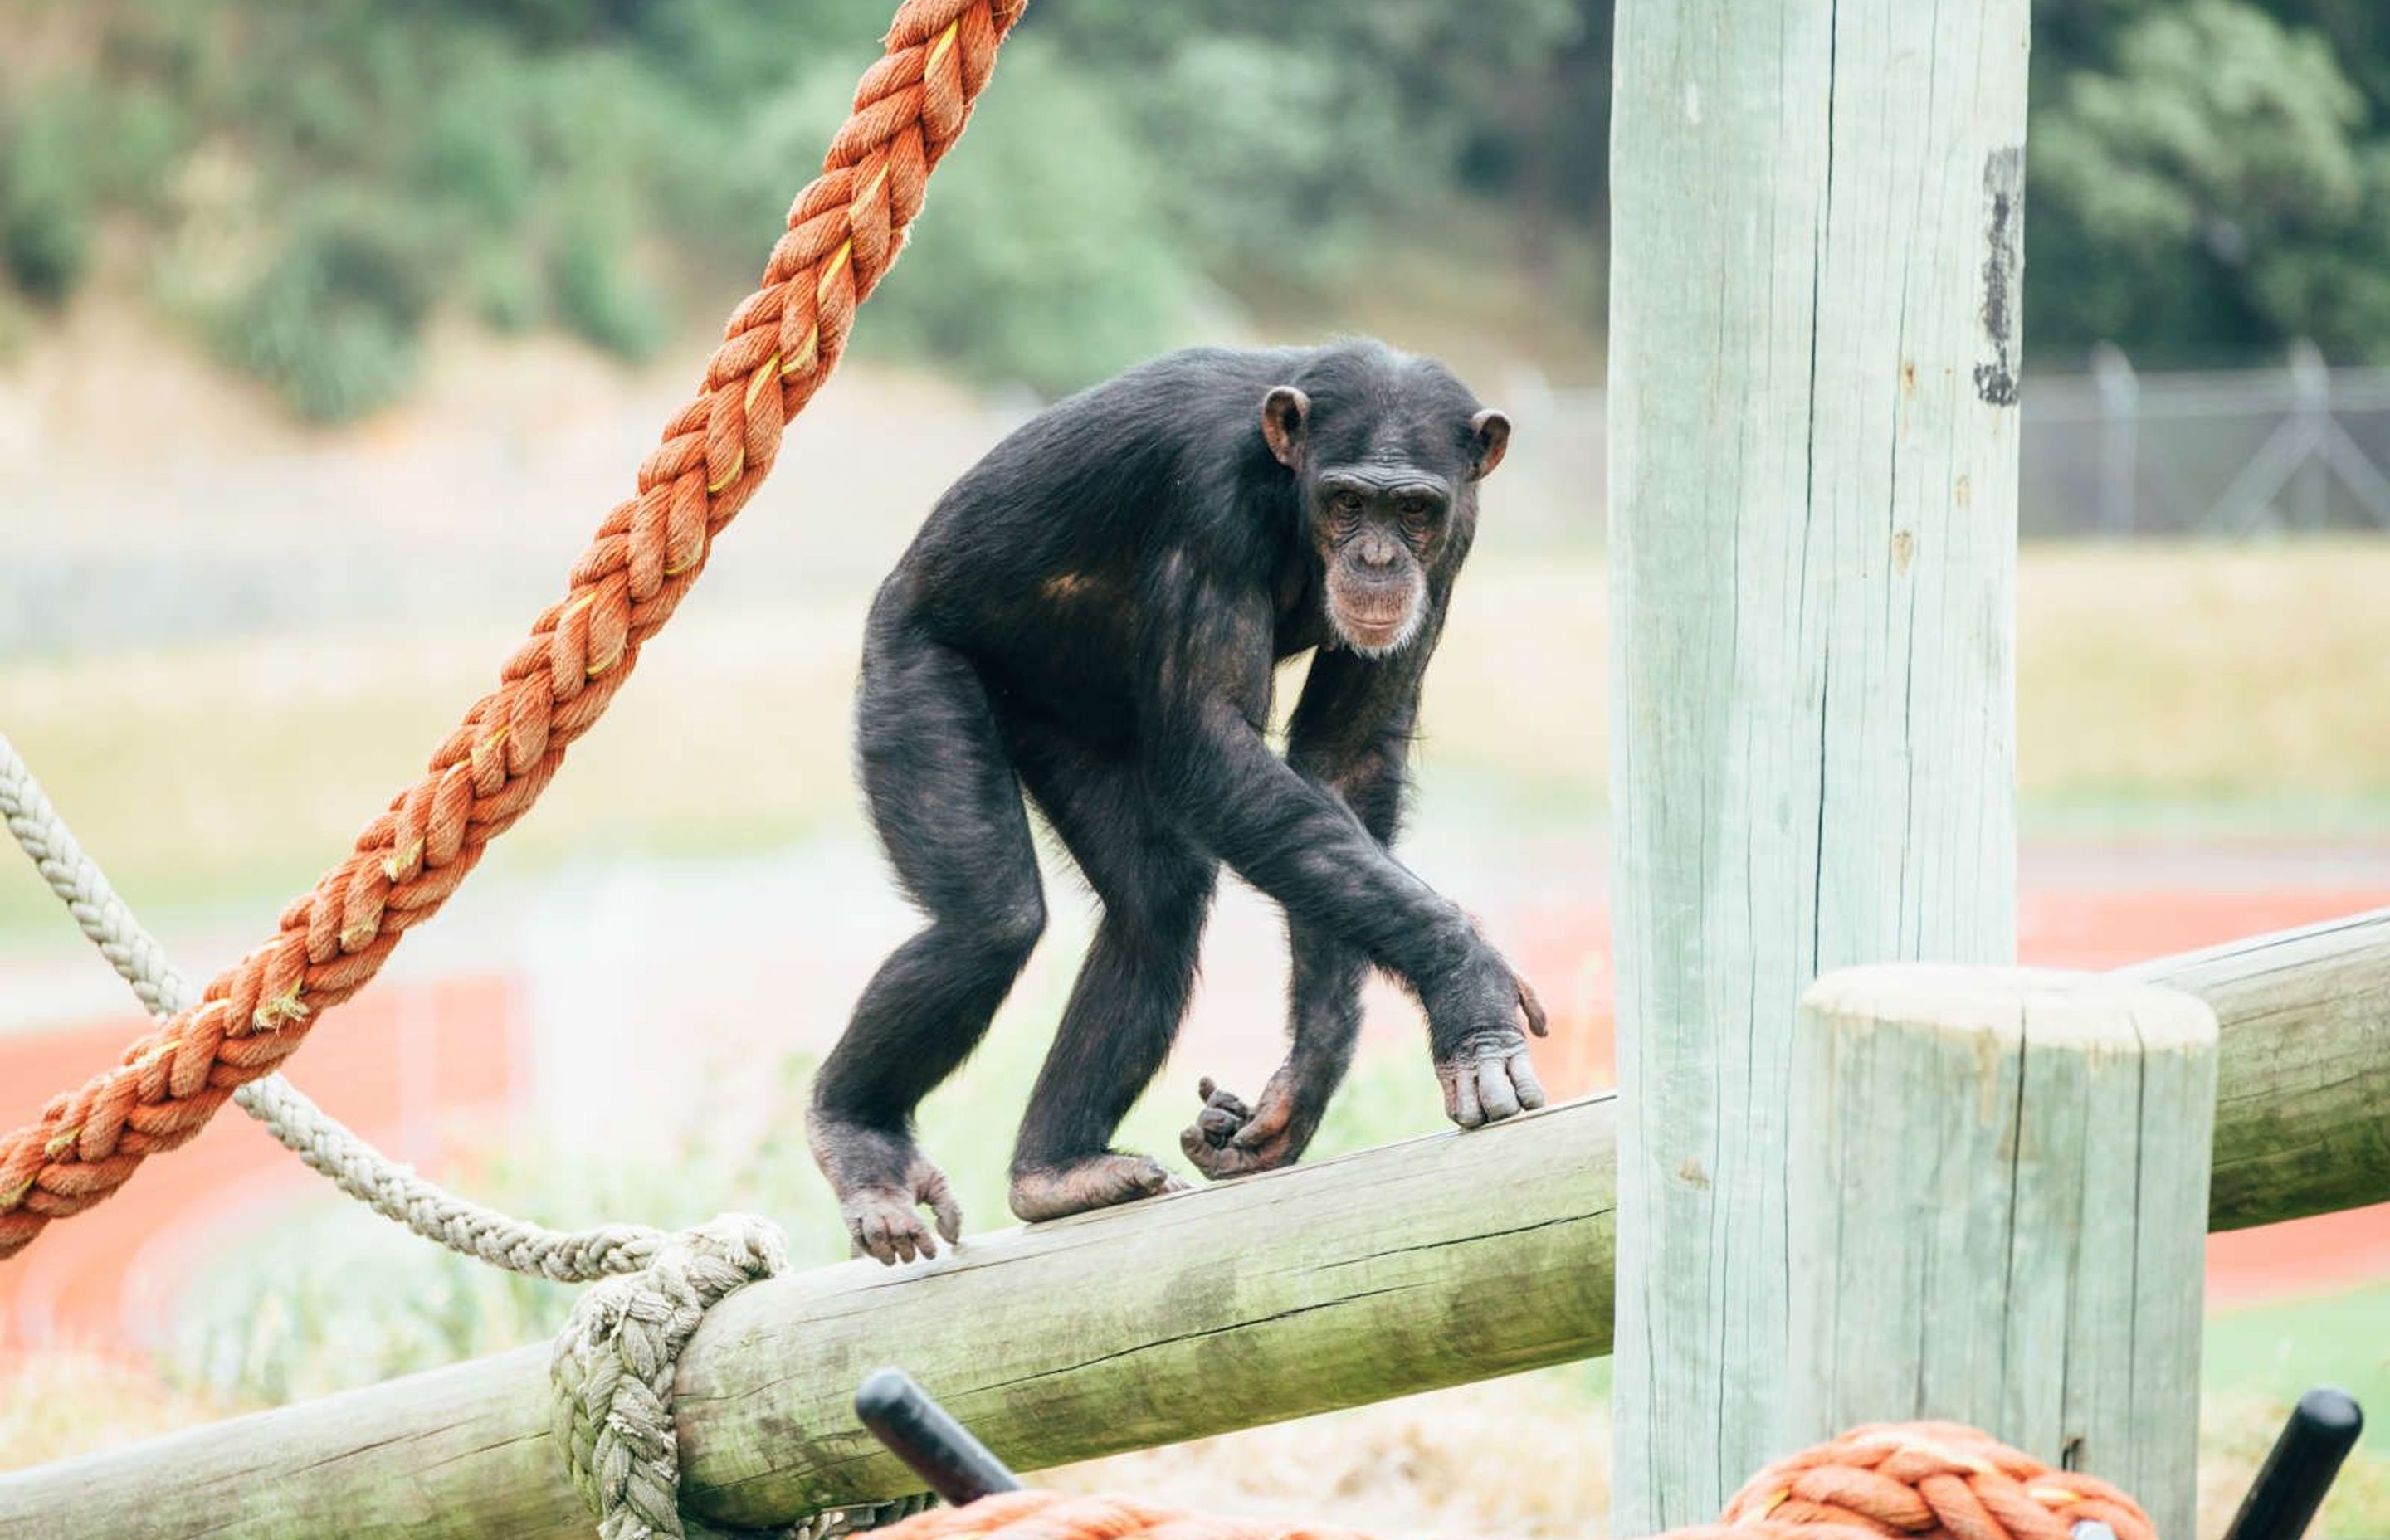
<box><xmin>2030</xmin><ymin>0</ymin><xmax>2390</xmax><ymax>367</ymax></box>
<box><xmin>3</xmin><ymin>0</ymin><xmax>2390</xmax><ymax>418</ymax></box>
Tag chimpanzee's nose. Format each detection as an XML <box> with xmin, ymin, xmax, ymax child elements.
<box><xmin>1359</xmin><ymin>534</ymin><xmax>1398</xmax><ymax>569</ymax></box>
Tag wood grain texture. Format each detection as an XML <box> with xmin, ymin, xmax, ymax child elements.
<box><xmin>1788</xmin><ymin>965</ymin><xmax>2217</xmax><ymax>1540</ymax></box>
<box><xmin>1606</xmin><ymin>0</ymin><xmax>2030</xmax><ymax>1527</ymax></box>
<box><xmin>0</xmin><ymin>1098</ymin><xmax>1615</xmax><ymax>1540</ymax></box>
<box><xmin>2131</xmin><ymin>908</ymin><xmax>2390</xmax><ymax>1231</ymax></box>
<box><xmin>2</xmin><ymin>909</ymin><xmax>2383</xmax><ymax>1540</ymax></box>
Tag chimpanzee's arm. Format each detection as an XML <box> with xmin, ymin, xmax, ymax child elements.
<box><xmin>1146</xmin><ymin>569</ymin><xmax>1539</xmax><ymax>1126</ymax></box>
<box><xmin>1182</xmin><ymin>641</ymin><xmax>1422</xmax><ymax>1174</ymax></box>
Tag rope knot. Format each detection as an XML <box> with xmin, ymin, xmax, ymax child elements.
<box><xmin>552</xmin><ymin>1215</ymin><xmax>789</xmax><ymax>1540</ymax></box>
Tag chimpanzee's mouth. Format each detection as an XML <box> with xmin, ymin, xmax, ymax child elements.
<box><xmin>1332</xmin><ymin>591</ymin><xmax>1422</xmax><ymax>654</ymax></box>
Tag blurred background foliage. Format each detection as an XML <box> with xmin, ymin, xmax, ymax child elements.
<box><xmin>7</xmin><ymin>0</ymin><xmax>2390</xmax><ymax>415</ymax></box>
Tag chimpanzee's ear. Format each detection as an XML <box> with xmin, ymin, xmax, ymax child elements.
<box><xmin>1470</xmin><ymin>408</ymin><xmax>1511</xmax><ymax>480</ymax></box>
<box><xmin>1261</xmin><ymin>387</ymin><xmax>1310</xmax><ymax>470</ymax></box>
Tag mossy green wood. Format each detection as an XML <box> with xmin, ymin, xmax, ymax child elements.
<box><xmin>2</xmin><ymin>909</ymin><xmax>2387</xmax><ymax>1540</ymax></box>
<box><xmin>0</xmin><ymin>1098</ymin><xmax>1616</xmax><ymax>1540</ymax></box>
<box><xmin>1788</xmin><ymin>965</ymin><xmax>2218</xmax><ymax>1540</ymax></box>
<box><xmin>2134</xmin><ymin>909</ymin><xmax>2390</xmax><ymax>1231</ymax></box>
<box><xmin>1607</xmin><ymin>0</ymin><xmax>2030</xmax><ymax>1528</ymax></box>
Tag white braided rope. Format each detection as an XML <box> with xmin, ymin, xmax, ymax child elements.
<box><xmin>554</xmin><ymin>1216</ymin><xmax>787</xmax><ymax>1540</ymax></box>
<box><xmin>0</xmin><ymin>731</ymin><xmax>930</xmax><ymax>1538</ymax></box>
<box><xmin>0</xmin><ymin>731</ymin><xmax>670</xmax><ymax>1281</ymax></box>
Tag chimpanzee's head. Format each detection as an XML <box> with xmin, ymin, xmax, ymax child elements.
<box><xmin>1260</xmin><ymin>344</ymin><xmax>1510</xmax><ymax>658</ymax></box>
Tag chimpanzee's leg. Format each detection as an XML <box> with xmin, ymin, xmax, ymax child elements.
<box><xmin>808</xmin><ymin>597</ymin><xmax>1046</xmax><ymax>1265</ymax></box>
<box><xmin>1003</xmin><ymin>720</ymin><xmax>1217</xmax><ymax>1222</ymax></box>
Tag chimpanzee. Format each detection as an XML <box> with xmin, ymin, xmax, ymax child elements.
<box><xmin>807</xmin><ymin>338</ymin><xmax>1549</xmax><ymax>1265</ymax></box>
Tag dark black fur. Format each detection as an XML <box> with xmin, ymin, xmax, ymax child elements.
<box><xmin>807</xmin><ymin>339</ymin><xmax>1545</xmax><ymax>1265</ymax></box>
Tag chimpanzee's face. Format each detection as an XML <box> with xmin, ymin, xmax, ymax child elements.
<box><xmin>1260</xmin><ymin>362</ymin><xmax>1510</xmax><ymax>658</ymax></box>
<box><xmin>1306</xmin><ymin>462</ymin><xmax>1455</xmax><ymax>655</ymax></box>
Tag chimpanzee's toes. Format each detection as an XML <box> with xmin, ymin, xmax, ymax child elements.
<box><xmin>1182</xmin><ymin>1072</ymin><xmax>1314</xmax><ymax>1181</ymax></box>
<box><xmin>837</xmin><ymin>1160</ymin><xmax>967</xmax><ymax>1267</ymax></box>
<box><xmin>812</xmin><ymin>1117</ymin><xmax>966</xmax><ymax>1266</ymax></box>
<box><xmin>1183</xmin><ymin>1076</ymin><xmax>1253</xmax><ymax>1154</ymax></box>
<box><xmin>1010</xmin><ymin>1153</ymin><xmax>1185</xmax><ymax>1223</ymax></box>
<box><xmin>843</xmin><ymin>1189</ymin><xmax>936</xmax><ymax>1265</ymax></box>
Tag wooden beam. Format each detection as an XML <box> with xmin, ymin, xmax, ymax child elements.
<box><xmin>3</xmin><ymin>909</ymin><xmax>2387</xmax><ymax>1540</ymax></box>
<box><xmin>0</xmin><ymin>1098</ymin><xmax>1617</xmax><ymax>1540</ymax></box>
<box><xmin>1787</xmin><ymin>966</ymin><xmax>2217</xmax><ymax>1540</ymax></box>
<box><xmin>1605</xmin><ymin>0</ymin><xmax>2030</xmax><ymax>1527</ymax></box>
<box><xmin>2133</xmin><ymin>907</ymin><xmax>2390</xmax><ymax>1231</ymax></box>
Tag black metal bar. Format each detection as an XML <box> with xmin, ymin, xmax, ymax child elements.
<box><xmin>2221</xmin><ymin>1387</ymin><xmax>2364</xmax><ymax>1540</ymax></box>
<box><xmin>855</xmin><ymin>1367</ymin><xmax>1025</xmax><ymax>1508</ymax></box>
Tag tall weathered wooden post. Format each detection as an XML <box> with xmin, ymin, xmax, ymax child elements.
<box><xmin>1606</xmin><ymin>2</ymin><xmax>2031</xmax><ymax>1528</ymax></box>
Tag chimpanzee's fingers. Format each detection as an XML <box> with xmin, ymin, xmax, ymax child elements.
<box><xmin>1517</xmin><ymin>972</ymin><xmax>1550</xmax><ymax>1037</ymax></box>
<box><xmin>1441</xmin><ymin>1060</ymin><xmax>1486</xmax><ymax>1128</ymax></box>
<box><xmin>1180</xmin><ymin>1123</ymin><xmax>1212</xmax><ymax>1164</ymax></box>
<box><xmin>1475</xmin><ymin>1056</ymin><xmax>1522</xmax><ymax>1122</ymax></box>
<box><xmin>1197</xmin><ymin>1075</ymin><xmax>1217</xmax><ymax>1101</ymax></box>
<box><xmin>1510</xmin><ymin>1050</ymin><xmax>1549</xmax><ymax>1111</ymax></box>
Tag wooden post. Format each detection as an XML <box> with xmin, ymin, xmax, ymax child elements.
<box><xmin>1607</xmin><ymin>0</ymin><xmax>2030</xmax><ymax>1528</ymax></box>
<box><xmin>1788</xmin><ymin>966</ymin><xmax>2218</xmax><ymax>1540</ymax></box>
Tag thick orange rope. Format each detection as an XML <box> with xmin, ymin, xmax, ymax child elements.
<box><xmin>0</xmin><ymin>0</ymin><xmax>1027</xmax><ymax>1260</ymax></box>
<box><xmin>1704</xmin><ymin>1422</ymin><xmax>2156</xmax><ymax>1540</ymax></box>
<box><xmin>865</xmin><ymin>1424</ymin><xmax>2155</xmax><ymax>1540</ymax></box>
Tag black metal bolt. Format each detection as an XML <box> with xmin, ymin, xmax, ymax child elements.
<box><xmin>2222</xmin><ymin>1387</ymin><xmax>2363</xmax><ymax>1540</ymax></box>
<box><xmin>855</xmin><ymin>1367</ymin><xmax>1025</xmax><ymax>1508</ymax></box>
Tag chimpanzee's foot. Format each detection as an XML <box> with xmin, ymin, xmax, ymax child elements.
<box><xmin>807</xmin><ymin>1113</ymin><xmax>964</xmax><ymax>1266</ymax></box>
<box><xmin>1008</xmin><ymin>1153</ymin><xmax>1188</xmax><ymax>1223</ymax></box>
<box><xmin>1179</xmin><ymin>1073</ymin><xmax>1318</xmax><ymax>1180</ymax></box>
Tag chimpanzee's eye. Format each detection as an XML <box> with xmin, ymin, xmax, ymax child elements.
<box><xmin>1334</xmin><ymin>490</ymin><xmax>1365</xmax><ymax>518</ymax></box>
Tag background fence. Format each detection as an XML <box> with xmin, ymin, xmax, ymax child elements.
<box><xmin>1504</xmin><ymin>340</ymin><xmax>2390</xmax><ymax>548</ymax></box>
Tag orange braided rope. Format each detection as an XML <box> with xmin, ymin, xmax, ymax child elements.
<box><xmin>861</xmin><ymin>1424</ymin><xmax>2154</xmax><ymax>1540</ymax></box>
<box><xmin>1700</xmin><ymin>1421</ymin><xmax>2155</xmax><ymax>1540</ymax></box>
<box><xmin>0</xmin><ymin>0</ymin><xmax>1027</xmax><ymax>1260</ymax></box>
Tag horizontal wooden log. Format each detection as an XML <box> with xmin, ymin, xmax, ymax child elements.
<box><xmin>2129</xmin><ymin>906</ymin><xmax>2390</xmax><ymax>1231</ymax></box>
<box><xmin>4</xmin><ymin>907</ymin><xmax>2387</xmax><ymax>1540</ymax></box>
<box><xmin>0</xmin><ymin>1097</ymin><xmax>1617</xmax><ymax>1540</ymax></box>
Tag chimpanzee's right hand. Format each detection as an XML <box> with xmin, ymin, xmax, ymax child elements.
<box><xmin>1426</xmin><ymin>946</ymin><xmax>1549</xmax><ymax>1129</ymax></box>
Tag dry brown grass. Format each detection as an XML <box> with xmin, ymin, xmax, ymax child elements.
<box><xmin>7</xmin><ymin>539</ymin><xmax>2388</xmax><ymax>937</ymax></box>
<box><xmin>2017</xmin><ymin>541</ymin><xmax>2390</xmax><ymax>810</ymax></box>
<box><xmin>1039</xmin><ymin>1372</ymin><xmax>1609</xmax><ymax>1540</ymax></box>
